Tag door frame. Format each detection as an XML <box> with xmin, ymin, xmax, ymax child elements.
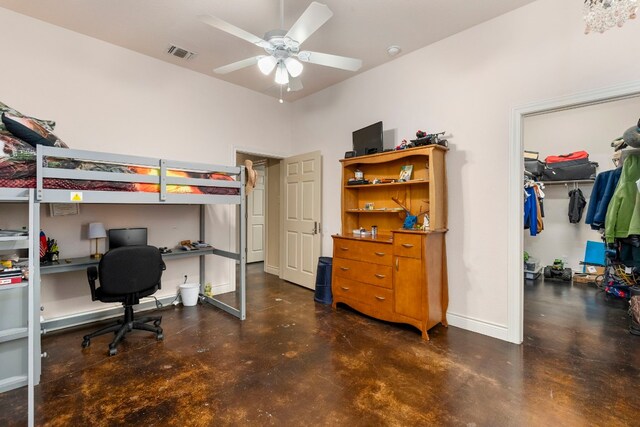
<box><xmin>247</xmin><ymin>163</ymin><xmax>266</xmax><ymax>264</ymax></box>
<box><xmin>507</xmin><ymin>80</ymin><xmax>640</xmax><ymax>344</ymax></box>
<box><xmin>233</xmin><ymin>146</ymin><xmax>286</xmax><ymax>276</ymax></box>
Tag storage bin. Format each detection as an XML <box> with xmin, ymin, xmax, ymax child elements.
<box><xmin>314</xmin><ymin>257</ymin><xmax>333</xmax><ymax>304</ymax></box>
<box><xmin>524</xmin><ymin>265</ymin><xmax>542</xmax><ymax>280</ymax></box>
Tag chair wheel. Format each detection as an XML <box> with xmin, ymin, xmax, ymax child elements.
<box><xmin>153</xmin><ymin>320</ymin><xmax>162</xmax><ymax>327</ymax></box>
<box><xmin>108</xmin><ymin>347</ymin><xmax>117</xmax><ymax>356</ymax></box>
<box><xmin>156</xmin><ymin>333</ymin><xmax>164</xmax><ymax>341</ymax></box>
<box><xmin>82</xmin><ymin>339</ymin><xmax>90</xmax><ymax>348</ymax></box>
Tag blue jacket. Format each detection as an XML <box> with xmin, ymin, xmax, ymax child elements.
<box><xmin>524</xmin><ymin>187</ymin><xmax>538</xmax><ymax>236</ymax></box>
<box><xmin>585</xmin><ymin>168</ymin><xmax>622</xmax><ymax>230</ymax></box>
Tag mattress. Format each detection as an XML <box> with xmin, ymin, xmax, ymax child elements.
<box><xmin>0</xmin><ymin>135</ymin><xmax>238</xmax><ymax>195</ymax></box>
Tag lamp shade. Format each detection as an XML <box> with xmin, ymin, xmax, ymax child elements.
<box><xmin>88</xmin><ymin>222</ymin><xmax>107</xmax><ymax>239</ymax></box>
<box><xmin>284</xmin><ymin>57</ymin><xmax>303</xmax><ymax>78</ymax></box>
<box><xmin>275</xmin><ymin>62</ymin><xmax>289</xmax><ymax>85</ymax></box>
<box><xmin>257</xmin><ymin>55</ymin><xmax>277</xmax><ymax>75</ymax></box>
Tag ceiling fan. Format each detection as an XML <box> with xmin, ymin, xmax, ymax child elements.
<box><xmin>199</xmin><ymin>1</ymin><xmax>362</xmax><ymax>92</ymax></box>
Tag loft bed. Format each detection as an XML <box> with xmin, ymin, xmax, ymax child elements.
<box><xmin>0</xmin><ymin>143</ymin><xmax>247</xmax><ymax>320</ymax></box>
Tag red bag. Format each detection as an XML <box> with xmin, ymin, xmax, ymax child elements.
<box><xmin>545</xmin><ymin>151</ymin><xmax>589</xmax><ymax>164</ymax></box>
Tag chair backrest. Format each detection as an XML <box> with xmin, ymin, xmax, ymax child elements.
<box><xmin>98</xmin><ymin>245</ymin><xmax>164</xmax><ymax>296</ymax></box>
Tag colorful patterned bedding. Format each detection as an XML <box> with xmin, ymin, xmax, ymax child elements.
<box><xmin>0</xmin><ymin>134</ymin><xmax>238</xmax><ymax>195</ymax></box>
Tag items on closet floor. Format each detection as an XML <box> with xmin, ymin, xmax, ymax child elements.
<box><xmin>524</xmin><ymin>178</ymin><xmax>545</xmax><ymax>236</ymax></box>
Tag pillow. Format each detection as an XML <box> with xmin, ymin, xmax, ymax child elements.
<box><xmin>0</xmin><ymin>101</ymin><xmax>56</xmax><ymax>135</ymax></box>
<box><xmin>2</xmin><ymin>113</ymin><xmax>68</xmax><ymax>148</ymax></box>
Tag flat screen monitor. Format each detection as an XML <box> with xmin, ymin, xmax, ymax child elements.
<box><xmin>108</xmin><ymin>228</ymin><xmax>148</xmax><ymax>250</ymax></box>
<box><xmin>352</xmin><ymin>121</ymin><xmax>383</xmax><ymax>157</ymax></box>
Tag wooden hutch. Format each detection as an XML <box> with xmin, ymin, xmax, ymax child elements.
<box><xmin>331</xmin><ymin>145</ymin><xmax>448</xmax><ymax>339</ymax></box>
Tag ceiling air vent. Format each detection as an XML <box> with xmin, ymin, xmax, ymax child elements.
<box><xmin>166</xmin><ymin>44</ymin><xmax>197</xmax><ymax>60</ymax></box>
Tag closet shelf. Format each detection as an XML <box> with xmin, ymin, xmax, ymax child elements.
<box><xmin>541</xmin><ymin>179</ymin><xmax>595</xmax><ymax>185</ymax></box>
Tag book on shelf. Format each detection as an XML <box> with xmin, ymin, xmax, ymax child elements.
<box><xmin>0</xmin><ymin>276</ymin><xmax>23</xmax><ymax>285</ymax></box>
<box><xmin>0</xmin><ymin>267</ymin><xmax>22</xmax><ymax>277</ymax></box>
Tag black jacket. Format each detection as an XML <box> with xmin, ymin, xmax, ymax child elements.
<box><xmin>568</xmin><ymin>188</ymin><xmax>586</xmax><ymax>224</ymax></box>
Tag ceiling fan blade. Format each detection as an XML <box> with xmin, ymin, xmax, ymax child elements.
<box><xmin>214</xmin><ymin>56</ymin><xmax>261</xmax><ymax>74</ymax></box>
<box><xmin>288</xmin><ymin>76</ymin><xmax>303</xmax><ymax>92</ymax></box>
<box><xmin>199</xmin><ymin>15</ymin><xmax>271</xmax><ymax>49</ymax></box>
<box><xmin>297</xmin><ymin>51</ymin><xmax>362</xmax><ymax>72</ymax></box>
<box><xmin>285</xmin><ymin>2</ymin><xmax>333</xmax><ymax>45</ymax></box>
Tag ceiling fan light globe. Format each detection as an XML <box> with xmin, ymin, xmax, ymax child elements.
<box><xmin>275</xmin><ymin>63</ymin><xmax>289</xmax><ymax>85</ymax></box>
<box><xmin>284</xmin><ymin>57</ymin><xmax>304</xmax><ymax>78</ymax></box>
<box><xmin>257</xmin><ymin>55</ymin><xmax>277</xmax><ymax>75</ymax></box>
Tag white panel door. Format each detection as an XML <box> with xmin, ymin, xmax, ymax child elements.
<box><xmin>281</xmin><ymin>151</ymin><xmax>322</xmax><ymax>289</ymax></box>
<box><xmin>247</xmin><ymin>165</ymin><xmax>265</xmax><ymax>263</ymax></box>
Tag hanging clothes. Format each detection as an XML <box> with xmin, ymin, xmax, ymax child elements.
<box><xmin>524</xmin><ymin>186</ymin><xmax>538</xmax><ymax>236</ymax></box>
<box><xmin>568</xmin><ymin>188</ymin><xmax>586</xmax><ymax>223</ymax></box>
<box><xmin>533</xmin><ymin>185</ymin><xmax>544</xmax><ymax>232</ymax></box>
<box><xmin>585</xmin><ymin>168</ymin><xmax>622</xmax><ymax>230</ymax></box>
<box><xmin>605</xmin><ymin>154</ymin><xmax>640</xmax><ymax>243</ymax></box>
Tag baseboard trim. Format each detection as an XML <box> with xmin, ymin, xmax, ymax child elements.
<box><xmin>446</xmin><ymin>312</ymin><xmax>509</xmax><ymax>342</ymax></box>
<box><xmin>42</xmin><ymin>295</ymin><xmax>177</xmax><ymax>333</ymax></box>
<box><xmin>265</xmin><ymin>265</ymin><xmax>279</xmax><ymax>276</ymax></box>
<box><xmin>213</xmin><ymin>282</ymin><xmax>234</xmax><ymax>295</ymax></box>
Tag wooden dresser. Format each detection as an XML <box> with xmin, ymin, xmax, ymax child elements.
<box><xmin>331</xmin><ymin>146</ymin><xmax>448</xmax><ymax>339</ymax></box>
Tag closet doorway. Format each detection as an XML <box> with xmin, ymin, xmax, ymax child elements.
<box><xmin>508</xmin><ymin>80</ymin><xmax>640</xmax><ymax>344</ymax></box>
<box><xmin>523</xmin><ymin>97</ymin><xmax>640</xmax><ymax>276</ymax></box>
<box><xmin>236</xmin><ymin>151</ymin><xmax>282</xmax><ymax>276</ymax></box>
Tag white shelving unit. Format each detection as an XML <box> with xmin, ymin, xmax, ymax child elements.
<box><xmin>0</xmin><ymin>189</ymin><xmax>39</xmax><ymax>427</ymax></box>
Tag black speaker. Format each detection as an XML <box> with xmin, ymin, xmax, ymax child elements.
<box><xmin>344</xmin><ymin>150</ymin><xmax>356</xmax><ymax>158</ymax></box>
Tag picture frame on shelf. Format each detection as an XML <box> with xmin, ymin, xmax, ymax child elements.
<box><xmin>399</xmin><ymin>165</ymin><xmax>413</xmax><ymax>181</ymax></box>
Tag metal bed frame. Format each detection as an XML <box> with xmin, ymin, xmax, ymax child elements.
<box><xmin>1</xmin><ymin>145</ymin><xmax>248</xmax><ymax>426</ymax></box>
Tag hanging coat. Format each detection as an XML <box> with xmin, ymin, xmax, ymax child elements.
<box><xmin>524</xmin><ymin>187</ymin><xmax>538</xmax><ymax>236</ymax></box>
<box><xmin>568</xmin><ymin>188</ymin><xmax>586</xmax><ymax>224</ymax></box>
<box><xmin>585</xmin><ymin>168</ymin><xmax>622</xmax><ymax>230</ymax></box>
<box><xmin>605</xmin><ymin>154</ymin><xmax>640</xmax><ymax>243</ymax></box>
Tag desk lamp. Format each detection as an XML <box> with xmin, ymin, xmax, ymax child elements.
<box><xmin>88</xmin><ymin>222</ymin><xmax>107</xmax><ymax>259</ymax></box>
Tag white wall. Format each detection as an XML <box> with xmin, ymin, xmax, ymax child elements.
<box><xmin>290</xmin><ymin>0</ymin><xmax>640</xmax><ymax>337</ymax></box>
<box><xmin>0</xmin><ymin>7</ymin><xmax>293</xmax><ymax>320</ymax></box>
<box><xmin>523</xmin><ymin>96</ymin><xmax>640</xmax><ymax>271</ymax></box>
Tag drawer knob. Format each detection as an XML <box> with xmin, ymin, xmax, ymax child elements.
<box><xmin>401</xmin><ymin>243</ymin><xmax>414</xmax><ymax>248</ymax></box>
<box><xmin>374</xmin><ymin>252</ymin><xmax>386</xmax><ymax>256</ymax></box>
<box><xmin>374</xmin><ymin>274</ymin><xmax>386</xmax><ymax>279</ymax></box>
<box><xmin>340</xmin><ymin>267</ymin><xmax>350</xmax><ymax>271</ymax></box>
<box><xmin>341</xmin><ymin>286</ymin><xmax>350</xmax><ymax>291</ymax></box>
<box><xmin>340</xmin><ymin>247</ymin><xmax>349</xmax><ymax>251</ymax></box>
<box><xmin>375</xmin><ymin>296</ymin><xmax>386</xmax><ymax>301</ymax></box>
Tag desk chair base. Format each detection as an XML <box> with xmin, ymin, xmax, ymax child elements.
<box><xmin>81</xmin><ymin>306</ymin><xmax>163</xmax><ymax>356</ymax></box>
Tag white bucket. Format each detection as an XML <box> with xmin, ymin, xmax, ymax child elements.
<box><xmin>179</xmin><ymin>283</ymin><xmax>200</xmax><ymax>307</ymax></box>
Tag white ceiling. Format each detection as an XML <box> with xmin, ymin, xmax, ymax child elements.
<box><xmin>0</xmin><ymin>0</ymin><xmax>537</xmax><ymax>101</ymax></box>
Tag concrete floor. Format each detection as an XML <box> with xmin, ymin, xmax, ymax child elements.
<box><xmin>1</xmin><ymin>264</ymin><xmax>639</xmax><ymax>426</ymax></box>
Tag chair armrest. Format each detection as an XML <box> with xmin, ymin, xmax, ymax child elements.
<box><xmin>87</xmin><ymin>266</ymin><xmax>98</xmax><ymax>301</ymax></box>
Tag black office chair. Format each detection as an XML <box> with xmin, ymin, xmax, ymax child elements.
<box><xmin>81</xmin><ymin>245</ymin><xmax>166</xmax><ymax>356</ymax></box>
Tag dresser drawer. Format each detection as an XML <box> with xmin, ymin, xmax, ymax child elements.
<box><xmin>333</xmin><ymin>258</ymin><xmax>393</xmax><ymax>289</ymax></box>
<box><xmin>333</xmin><ymin>238</ymin><xmax>392</xmax><ymax>266</ymax></box>
<box><xmin>363</xmin><ymin>286</ymin><xmax>394</xmax><ymax>314</ymax></box>
<box><xmin>333</xmin><ymin>276</ymin><xmax>367</xmax><ymax>301</ymax></box>
<box><xmin>393</xmin><ymin>233</ymin><xmax>423</xmax><ymax>259</ymax></box>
